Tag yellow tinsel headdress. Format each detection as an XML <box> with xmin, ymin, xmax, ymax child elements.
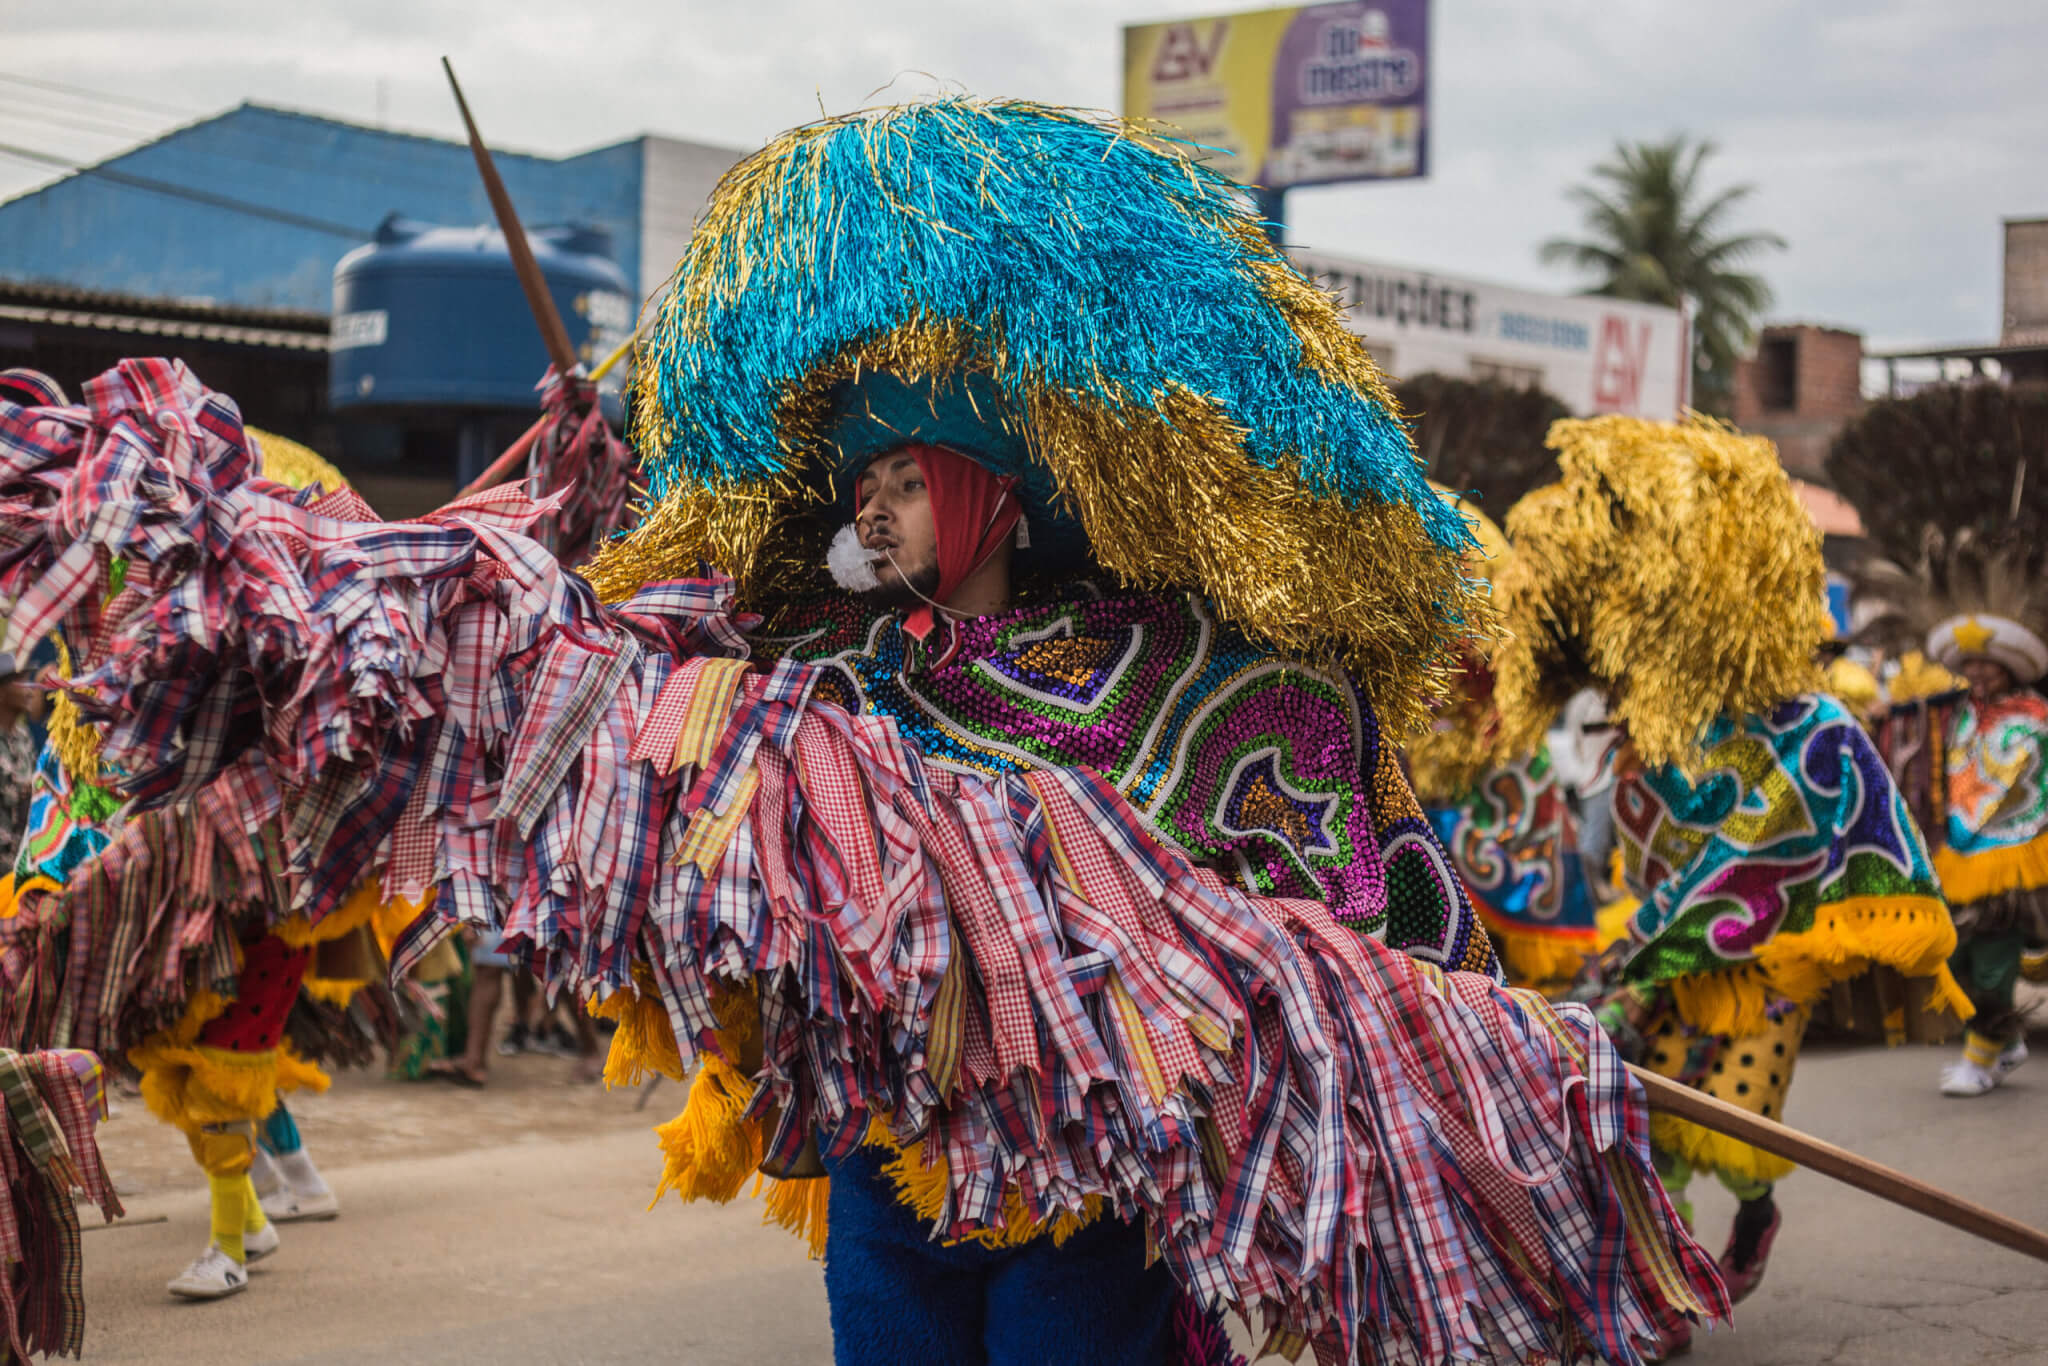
<box><xmin>1491</xmin><ymin>414</ymin><xmax>1828</xmax><ymax>772</ymax></box>
<box><xmin>1406</xmin><ymin>487</ymin><xmax>1511</xmax><ymax>800</ymax></box>
<box><xmin>585</xmin><ymin>98</ymin><xmax>1490</xmax><ymax>736</ymax></box>
<box><xmin>247</xmin><ymin>427</ymin><xmax>348</xmax><ymax>494</ymax></box>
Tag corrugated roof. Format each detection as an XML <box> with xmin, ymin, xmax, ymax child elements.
<box><xmin>0</xmin><ymin>276</ymin><xmax>328</xmax><ymax>350</ymax></box>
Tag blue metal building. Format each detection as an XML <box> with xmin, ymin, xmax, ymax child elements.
<box><xmin>0</xmin><ymin>103</ymin><xmax>738</xmax><ymax>512</ymax></box>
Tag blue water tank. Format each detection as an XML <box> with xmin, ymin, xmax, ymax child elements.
<box><xmin>329</xmin><ymin>214</ymin><xmax>633</xmax><ymax>411</ymax></box>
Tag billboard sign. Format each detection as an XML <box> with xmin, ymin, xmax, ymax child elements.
<box><xmin>1123</xmin><ymin>2</ymin><xmax>1429</xmax><ymax>189</ymax></box>
<box><xmin>1292</xmin><ymin>248</ymin><xmax>1690</xmax><ymax>417</ymax></box>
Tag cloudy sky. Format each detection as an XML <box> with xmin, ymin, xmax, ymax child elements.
<box><xmin>2</xmin><ymin>0</ymin><xmax>2041</xmax><ymax>349</ymax></box>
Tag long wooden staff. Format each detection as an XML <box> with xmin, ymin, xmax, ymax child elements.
<box><xmin>1630</xmin><ymin>1063</ymin><xmax>2048</xmax><ymax>1264</ymax></box>
<box><xmin>453</xmin><ymin>332</ymin><xmax>638</xmax><ymax>499</ymax></box>
<box><xmin>442</xmin><ymin>57</ymin><xmax>579</xmax><ymax>379</ymax></box>
<box><xmin>441</xmin><ymin>59</ymin><xmax>645</xmax><ymax>500</ymax></box>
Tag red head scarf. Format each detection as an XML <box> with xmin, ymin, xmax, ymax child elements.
<box><xmin>858</xmin><ymin>443</ymin><xmax>1022</xmax><ymax>637</ymax></box>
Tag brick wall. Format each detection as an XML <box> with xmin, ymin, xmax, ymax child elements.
<box><xmin>1731</xmin><ymin>324</ymin><xmax>1865</xmax><ymax>480</ymax></box>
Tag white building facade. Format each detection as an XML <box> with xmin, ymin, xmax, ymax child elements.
<box><xmin>1291</xmin><ymin>248</ymin><xmax>1690</xmax><ymax>416</ymax></box>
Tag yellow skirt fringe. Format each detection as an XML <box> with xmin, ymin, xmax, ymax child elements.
<box><xmin>1933</xmin><ymin>836</ymin><xmax>2048</xmax><ymax>907</ymax></box>
<box><xmin>274</xmin><ymin>876</ymin><xmax>403</xmax><ymax>949</ymax></box>
<box><xmin>1666</xmin><ymin>895</ymin><xmax>1964</xmax><ymax>1038</ymax></box>
<box><xmin>129</xmin><ymin>969</ymin><xmax>333</xmax><ymax>1136</ymax></box>
<box><xmin>1473</xmin><ymin>906</ymin><xmax>1599</xmax><ymax>993</ymax></box>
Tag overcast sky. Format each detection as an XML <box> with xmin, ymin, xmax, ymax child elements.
<box><xmin>2</xmin><ymin>0</ymin><xmax>2041</xmax><ymax>349</ymax></box>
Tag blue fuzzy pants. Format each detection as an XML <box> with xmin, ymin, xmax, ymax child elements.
<box><xmin>822</xmin><ymin>1146</ymin><xmax>1175</xmax><ymax>1366</ymax></box>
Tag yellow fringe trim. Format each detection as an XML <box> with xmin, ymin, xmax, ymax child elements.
<box><xmin>651</xmin><ymin>1054</ymin><xmax>764</xmax><ymax>1208</ymax></box>
<box><xmin>369</xmin><ymin>887</ymin><xmax>437</xmax><ymax>959</ymax></box>
<box><xmin>300</xmin><ymin>976</ymin><xmax>366</xmax><ymax>1008</ymax></box>
<box><xmin>591</xmin><ymin>965</ymin><xmax>689</xmax><ymax>1087</ymax></box>
<box><xmin>1596</xmin><ymin>895</ymin><xmax>1640</xmax><ymax>951</ymax></box>
<box><xmin>1472</xmin><ymin>907</ymin><xmax>1599</xmax><ymax>992</ymax></box>
<box><xmin>870</xmin><ymin>1126</ymin><xmax>1106</xmax><ymax>1252</ymax></box>
<box><xmin>274</xmin><ymin>1039</ymin><xmax>333</xmax><ymax>1097</ymax></box>
<box><xmin>274</xmin><ymin>877</ymin><xmax>394</xmax><ymax>949</ymax></box>
<box><xmin>1933</xmin><ymin>836</ymin><xmax>2048</xmax><ymax>907</ymax></box>
<box><xmin>759</xmin><ymin>1170</ymin><xmax>832</xmax><ymax>1261</ymax></box>
<box><xmin>1650</xmin><ymin>1111</ymin><xmax>1795</xmax><ymax>1188</ymax></box>
<box><xmin>651</xmin><ymin>1051</ymin><xmax>832</xmax><ymax>1260</ymax></box>
<box><xmin>1667</xmin><ymin>895</ymin><xmax>1960</xmax><ymax>1037</ymax></box>
<box><xmin>132</xmin><ymin>1039</ymin><xmax>286</xmax><ymax>1132</ymax></box>
<box><xmin>638</xmin><ymin>972</ymin><xmax>1079</xmax><ymax>1262</ymax></box>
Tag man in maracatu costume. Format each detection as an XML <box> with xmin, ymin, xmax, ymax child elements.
<box><xmin>0</xmin><ymin>380</ymin><xmax>396</xmax><ymax>1301</ymax></box>
<box><xmin>1859</xmin><ymin>535</ymin><xmax>2048</xmax><ymax>1096</ymax></box>
<box><xmin>1406</xmin><ymin>492</ymin><xmax>1600</xmax><ymax>995</ymax></box>
<box><xmin>1488</xmin><ymin>415</ymin><xmax>1967</xmax><ymax>1354</ymax></box>
<box><xmin>1</xmin><ymin>102</ymin><xmax>1733</xmax><ymax>1364</ymax></box>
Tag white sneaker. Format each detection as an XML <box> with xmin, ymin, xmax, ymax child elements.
<box><xmin>260</xmin><ymin>1187</ymin><xmax>340</xmax><ymax>1222</ymax></box>
<box><xmin>1995</xmin><ymin>1038</ymin><xmax>2029</xmax><ymax>1080</ymax></box>
<box><xmin>166</xmin><ymin>1245</ymin><xmax>248</xmax><ymax>1300</ymax></box>
<box><xmin>1940</xmin><ymin>1059</ymin><xmax>2000</xmax><ymax>1097</ymax></box>
<box><xmin>244</xmin><ymin>1221</ymin><xmax>281</xmax><ymax>1262</ymax></box>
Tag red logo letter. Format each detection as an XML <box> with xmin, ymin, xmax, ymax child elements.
<box><xmin>1592</xmin><ymin>316</ymin><xmax>1652</xmax><ymax>412</ymax></box>
<box><xmin>1153</xmin><ymin>22</ymin><xmax>1228</xmax><ymax>81</ymax></box>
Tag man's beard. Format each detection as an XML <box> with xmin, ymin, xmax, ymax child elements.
<box><xmin>859</xmin><ymin>558</ymin><xmax>941</xmax><ymax>610</ymax></box>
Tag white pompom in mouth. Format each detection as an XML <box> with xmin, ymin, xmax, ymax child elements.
<box><xmin>827</xmin><ymin>522</ymin><xmax>885</xmax><ymax>592</ymax></box>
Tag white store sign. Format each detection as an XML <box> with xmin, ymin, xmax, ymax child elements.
<box><xmin>1290</xmin><ymin>249</ymin><xmax>1690</xmax><ymax>417</ymax></box>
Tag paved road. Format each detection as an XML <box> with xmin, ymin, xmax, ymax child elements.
<box><xmin>77</xmin><ymin>1029</ymin><xmax>2048</xmax><ymax>1364</ymax></box>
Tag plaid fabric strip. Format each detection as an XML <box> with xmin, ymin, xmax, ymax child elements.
<box><xmin>889</xmin><ymin>792</ymin><xmax>1037</xmax><ymax>1078</ymax></box>
<box><xmin>677</xmin><ymin>658</ymin><xmax>753</xmax><ymax>771</ymax></box>
<box><xmin>628</xmin><ymin>656</ymin><xmax>703</xmax><ymax>769</ymax></box>
<box><xmin>498</xmin><ymin>635</ymin><xmax>636</xmax><ymax>836</ymax></box>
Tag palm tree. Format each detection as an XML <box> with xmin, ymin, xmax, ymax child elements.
<box><xmin>1540</xmin><ymin>136</ymin><xmax>1784</xmax><ymax>413</ymax></box>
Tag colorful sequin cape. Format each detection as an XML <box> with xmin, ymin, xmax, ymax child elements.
<box><xmin>1611</xmin><ymin>694</ymin><xmax>1962</xmax><ymax>1036</ymax></box>
<box><xmin>765</xmin><ymin>590</ymin><xmax>1496</xmax><ymax>978</ymax></box>
<box><xmin>1935</xmin><ymin>690</ymin><xmax>2048</xmax><ymax>908</ymax></box>
<box><xmin>1423</xmin><ymin>743</ymin><xmax>1597</xmax><ymax>990</ymax></box>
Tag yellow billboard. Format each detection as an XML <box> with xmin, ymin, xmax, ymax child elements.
<box><xmin>1123</xmin><ymin>2</ymin><xmax>1430</xmax><ymax>190</ymax></box>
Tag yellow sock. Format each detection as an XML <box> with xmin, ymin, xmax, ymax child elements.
<box><xmin>242</xmin><ymin>1175</ymin><xmax>268</xmax><ymax>1234</ymax></box>
<box><xmin>1963</xmin><ymin>1031</ymin><xmax>2002</xmax><ymax>1068</ymax></box>
<box><xmin>208</xmin><ymin>1173</ymin><xmax>249</xmax><ymax>1263</ymax></box>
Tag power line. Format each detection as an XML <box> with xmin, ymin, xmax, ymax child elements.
<box><xmin>0</xmin><ymin>71</ymin><xmax>198</xmax><ymax>120</ymax></box>
<box><xmin>0</xmin><ymin>141</ymin><xmax>369</xmax><ymax>240</ymax></box>
<box><xmin>0</xmin><ymin>99</ymin><xmax>172</xmax><ymax>143</ymax></box>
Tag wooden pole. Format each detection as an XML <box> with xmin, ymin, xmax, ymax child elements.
<box><xmin>454</xmin><ymin>414</ymin><xmax>548</xmax><ymax>500</ymax></box>
<box><xmin>1630</xmin><ymin>1063</ymin><xmax>2048</xmax><ymax>1265</ymax></box>
<box><xmin>441</xmin><ymin>57</ymin><xmax>580</xmax><ymax>380</ymax></box>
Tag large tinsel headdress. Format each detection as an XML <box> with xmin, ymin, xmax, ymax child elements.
<box><xmin>1857</xmin><ymin>530</ymin><xmax>2048</xmax><ymax>685</ymax></box>
<box><xmin>585</xmin><ymin>98</ymin><xmax>1485</xmax><ymax>735</ymax></box>
<box><xmin>1406</xmin><ymin>487</ymin><xmax>1511</xmax><ymax>800</ymax></box>
<box><xmin>1490</xmin><ymin>415</ymin><xmax>1829</xmax><ymax>771</ymax></box>
<box><xmin>247</xmin><ymin>427</ymin><xmax>348</xmax><ymax>493</ymax></box>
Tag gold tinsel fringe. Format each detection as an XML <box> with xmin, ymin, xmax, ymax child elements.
<box><xmin>600</xmin><ymin>316</ymin><xmax>1489</xmax><ymax>740</ymax></box>
<box><xmin>247</xmin><ymin>426</ymin><xmax>349</xmax><ymax>493</ymax></box>
<box><xmin>1492</xmin><ymin>415</ymin><xmax>1829</xmax><ymax>772</ymax></box>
